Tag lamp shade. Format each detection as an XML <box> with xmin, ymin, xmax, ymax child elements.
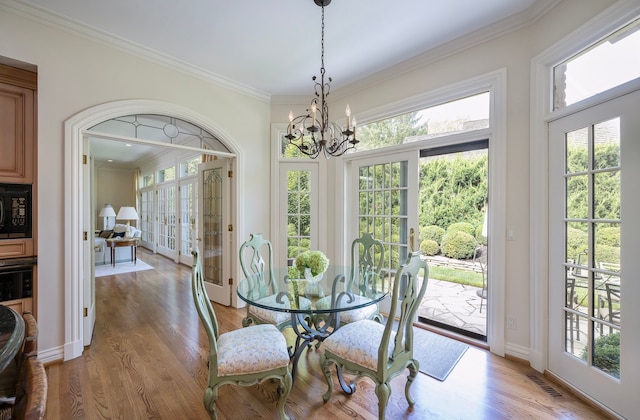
<box><xmin>116</xmin><ymin>206</ymin><xmax>139</xmax><ymax>221</ymax></box>
<box><xmin>98</xmin><ymin>204</ymin><xmax>116</xmax><ymax>218</ymax></box>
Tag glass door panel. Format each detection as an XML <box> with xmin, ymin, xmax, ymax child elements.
<box><xmin>350</xmin><ymin>152</ymin><xmax>418</xmax><ymax>315</ymax></box>
<box><xmin>139</xmin><ymin>188</ymin><xmax>155</xmax><ymax>251</ymax></box>
<box><xmin>179</xmin><ymin>180</ymin><xmax>197</xmax><ymax>265</ymax></box>
<box><xmin>198</xmin><ymin>159</ymin><xmax>231</xmax><ymax>305</ymax></box>
<box><xmin>157</xmin><ymin>185</ymin><xmax>177</xmax><ymax>259</ymax></box>
<box><xmin>549</xmin><ymin>89</ymin><xmax>640</xmax><ymax>418</ymax></box>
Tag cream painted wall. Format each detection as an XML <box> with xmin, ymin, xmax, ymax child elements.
<box><xmin>272</xmin><ymin>0</ymin><xmax>615</xmax><ymax>351</ymax></box>
<box><xmin>95</xmin><ymin>167</ymin><xmax>137</xmax><ymax>229</ymax></box>
<box><xmin>0</xmin><ymin>6</ymin><xmax>272</xmax><ymax>357</ymax></box>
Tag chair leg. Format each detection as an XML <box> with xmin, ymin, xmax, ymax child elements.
<box><xmin>204</xmin><ymin>386</ymin><xmax>217</xmax><ymax>420</ymax></box>
<box><xmin>375</xmin><ymin>382</ymin><xmax>391</xmax><ymax>420</ymax></box>
<box><xmin>320</xmin><ymin>357</ymin><xmax>335</xmax><ymax>402</ymax></box>
<box><xmin>404</xmin><ymin>361</ymin><xmax>418</xmax><ymax>406</ymax></box>
<box><xmin>276</xmin><ymin>371</ymin><xmax>293</xmax><ymax>420</ymax></box>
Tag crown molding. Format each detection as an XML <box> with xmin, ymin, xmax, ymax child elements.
<box><xmin>0</xmin><ymin>0</ymin><xmax>271</xmax><ymax>103</ymax></box>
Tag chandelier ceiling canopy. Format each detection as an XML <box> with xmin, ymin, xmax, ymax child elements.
<box><xmin>285</xmin><ymin>0</ymin><xmax>358</xmax><ymax>159</ymax></box>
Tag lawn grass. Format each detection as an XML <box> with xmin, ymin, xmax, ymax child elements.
<box><xmin>428</xmin><ymin>265</ymin><xmax>483</xmax><ymax>288</ymax></box>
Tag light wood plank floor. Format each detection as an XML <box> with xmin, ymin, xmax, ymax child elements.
<box><xmin>44</xmin><ymin>249</ymin><xmax>610</xmax><ymax>419</ymax></box>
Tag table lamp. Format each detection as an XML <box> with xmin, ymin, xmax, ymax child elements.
<box><xmin>116</xmin><ymin>206</ymin><xmax>139</xmax><ymax>237</ymax></box>
<box><xmin>98</xmin><ymin>204</ymin><xmax>116</xmax><ymax>230</ymax></box>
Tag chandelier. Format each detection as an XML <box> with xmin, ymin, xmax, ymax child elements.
<box><xmin>285</xmin><ymin>0</ymin><xmax>358</xmax><ymax>159</ymax></box>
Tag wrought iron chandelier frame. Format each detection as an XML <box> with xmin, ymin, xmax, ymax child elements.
<box><xmin>285</xmin><ymin>0</ymin><xmax>358</xmax><ymax>159</ymax></box>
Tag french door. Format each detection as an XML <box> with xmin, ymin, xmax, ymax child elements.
<box><xmin>156</xmin><ymin>184</ymin><xmax>177</xmax><ymax>259</ymax></box>
<box><xmin>278</xmin><ymin>162</ymin><xmax>319</xmax><ymax>266</ymax></box>
<box><xmin>179</xmin><ymin>178</ymin><xmax>197</xmax><ymax>266</ymax></box>
<box><xmin>197</xmin><ymin>159</ymin><xmax>231</xmax><ymax>305</ymax></box>
<box><xmin>549</xmin><ymin>89</ymin><xmax>640</xmax><ymax>418</ymax></box>
<box><xmin>349</xmin><ymin>151</ymin><xmax>419</xmax><ymax>315</ymax></box>
<box><xmin>139</xmin><ymin>188</ymin><xmax>155</xmax><ymax>251</ymax></box>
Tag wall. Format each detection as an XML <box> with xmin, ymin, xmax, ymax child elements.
<box><xmin>272</xmin><ymin>0</ymin><xmax>615</xmax><ymax>356</ymax></box>
<box><xmin>0</xmin><ymin>4</ymin><xmax>272</xmax><ymax>358</ymax></box>
<box><xmin>96</xmin><ymin>166</ymin><xmax>136</xmax><ymax>229</ymax></box>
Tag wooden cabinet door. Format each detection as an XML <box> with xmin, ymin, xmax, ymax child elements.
<box><xmin>0</xmin><ymin>80</ymin><xmax>35</xmax><ymax>183</ymax></box>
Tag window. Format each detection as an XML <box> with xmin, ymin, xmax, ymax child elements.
<box><xmin>158</xmin><ymin>166</ymin><xmax>175</xmax><ymax>183</ymax></box>
<box><xmin>554</xmin><ymin>18</ymin><xmax>640</xmax><ymax>110</ymax></box>
<box><xmin>286</xmin><ymin>170</ymin><xmax>312</xmax><ymax>265</ymax></box>
<box><xmin>180</xmin><ymin>156</ymin><xmax>201</xmax><ymax>177</ymax></box>
<box><xmin>357</xmin><ymin>92</ymin><xmax>490</xmax><ymax>152</ymax></box>
<box><xmin>142</xmin><ymin>174</ymin><xmax>154</xmax><ymax>187</ymax></box>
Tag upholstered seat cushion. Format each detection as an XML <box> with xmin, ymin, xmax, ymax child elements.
<box><xmin>315</xmin><ymin>294</ymin><xmax>378</xmax><ymax>323</ymax></box>
<box><xmin>323</xmin><ymin>320</ymin><xmax>395</xmax><ymax>370</ymax></box>
<box><xmin>217</xmin><ymin>324</ymin><xmax>290</xmax><ymax>376</ymax></box>
<box><xmin>249</xmin><ymin>294</ymin><xmax>312</xmax><ymax>326</ymax></box>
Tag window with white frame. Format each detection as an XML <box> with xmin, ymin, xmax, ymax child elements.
<box><xmin>553</xmin><ymin>18</ymin><xmax>640</xmax><ymax>110</ymax></box>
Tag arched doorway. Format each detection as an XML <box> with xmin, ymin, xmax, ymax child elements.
<box><xmin>64</xmin><ymin>99</ymin><xmax>240</xmax><ymax>361</ymax></box>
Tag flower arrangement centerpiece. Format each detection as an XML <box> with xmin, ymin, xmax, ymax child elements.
<box><xmin>294</xmin><ymin>250</ymin><xmax>329</xmax><ymax>283</ymax></box>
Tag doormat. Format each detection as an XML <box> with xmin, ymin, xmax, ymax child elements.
<box><xmin>413</xmin><ymin>327</ymin><xmax>468</xmax><ymax>381</ymax></box>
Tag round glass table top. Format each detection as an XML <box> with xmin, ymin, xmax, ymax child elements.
<box><xmin>237</xmin><ymin>266</ymin><xmax>388</xmax><ymax>315</ymax></box>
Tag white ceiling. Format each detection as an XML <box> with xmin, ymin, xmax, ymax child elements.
<box><xmin>13</xmin><ymin>0</ymin><xmax>557</xmax><ymax>165</ymax></box>
<box><xmin>17</xmin><ymin>0</ymin><xmax>553</xmax><ymax>97</ymax></box>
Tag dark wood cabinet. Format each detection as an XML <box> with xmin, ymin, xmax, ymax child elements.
<box><xmin>0</xmin><ymin>63</ymin><xmax>37</xmax><ymax>315</ymax></box>
<box><xmin>0</xmin><ymin>65</ymin><xmax>36</xmax><ymax>184</ymax></box>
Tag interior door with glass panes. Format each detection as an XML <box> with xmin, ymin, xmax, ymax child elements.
<box><xmin>139</xmin><ymin>188</ymin><xmax>155</xmax><ymax>251</ymax></box>
<box><xmin>157</xmin><ymin>184</ymin><xmax>177</xmax><ymax>259</ymax></box>
<box><xmin>549</xmin><ymin>89</ymin><xmax>640</xmax><ymax>418</ymax></box>
<box><xmin>197</xmin><ymin>158</ymin><xmax>231</xmax><ymax>305</ymax></box>
<box><xmin>179</xmin><ymin>179</ymin><xmax>197</xmax><ymax>266</ymax></box>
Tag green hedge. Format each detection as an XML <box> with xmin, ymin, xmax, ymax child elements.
<box><xmin>441</xmin><ymin>231</ymin><xmax>476</xmax><ymax>259</ymax></box>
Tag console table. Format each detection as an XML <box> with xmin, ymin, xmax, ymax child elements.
<box><xmin>106</xmin><ymin>238</ymin><xmax>139</xmax><ymax>267</ymax></box>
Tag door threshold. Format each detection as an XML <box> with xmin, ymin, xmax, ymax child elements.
<box><xmin>414</xmin><ymin>322</ymin><xmax>489</xmax><ymax>351</ymax></box>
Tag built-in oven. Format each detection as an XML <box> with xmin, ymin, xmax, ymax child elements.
<box><xmin>0</xmin><ymin>183</ymin><xmax>33</xmax><ymax>239</ymax></box>
<box><xmin>0</xmin><ymin>257</ymin><xmax>35</xmax><ymax>301</ymax></box>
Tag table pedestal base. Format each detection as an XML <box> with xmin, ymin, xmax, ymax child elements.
<box><xmin>289</xmin><ymin>311</ymin><xmax>355</xmax><ymax>394</ymax></box>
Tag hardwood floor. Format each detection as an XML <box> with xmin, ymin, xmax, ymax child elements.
<box><xmin>44</xmin><ymin>249</ymin><xmax>610</xmax><ymax>419</ymax></box>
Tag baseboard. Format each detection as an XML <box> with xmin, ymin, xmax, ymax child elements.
<box><xmin>39</xmin><ymin>344</ymin><xmax>65</xmax><ymax>366</ymax></box>
<box><xmin>504</xmin><ymin>341</ymin><xmax>529</xmax><ymax>361</ymax></box>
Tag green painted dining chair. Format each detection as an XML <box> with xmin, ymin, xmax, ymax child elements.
<box><xmin>320</xmin><ymin>251</ymin><xmax>429</xmax><ymax>420</ymax></box>
<box><xmin>191</xmin><ymin>249</ymin><xmax>292</xmax><ymax>420</ymax></box>
<box><xmin>239</xmin><ymin>233</ymin><xmax>311</xmax><ymax>330</ymax></box>
<box><xmin>316</xmin><ymin>232</ymin><xmax>385</xmax><ymax>325</ymax></box>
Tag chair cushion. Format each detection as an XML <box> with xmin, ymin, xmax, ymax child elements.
<box><xmin>315</xmin><ymin>295</ymin><xmax>378</xmax><ymax>323</ymax></box>
<box><xmin>217</xmin><ymin>324</ymin><xmax>290</xmax><ymax>376</ymax></box>
<box><xmin>323</xmin><ymin>320</ymin><xmax>394</xmax><ymax>370</ymax></box>
<box><xmin>249</xmin><ymin>294</ymin><xmax>312</xmax><ymax>326</ymax></box>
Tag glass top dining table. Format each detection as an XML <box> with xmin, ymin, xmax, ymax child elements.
<box><xmin>237</xmin><ymin>265</ymin><xmax>388</xmax><ymax>385</ymax></box>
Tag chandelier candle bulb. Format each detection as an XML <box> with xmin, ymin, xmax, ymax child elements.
<box><xmin>312</xmin><ymin>102</ymin><xmax>317</xmax><ymax>126</ymax></box>
<box><xmin>346</xmin><ymin>104</ymin><xmax>351</xmax><ymax>130</ymax></box>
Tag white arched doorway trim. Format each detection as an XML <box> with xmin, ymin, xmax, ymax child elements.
<box><xmin>64</xmin><ymin>99</ymin><xmax>242</xmax><ymax>361</ymax></box>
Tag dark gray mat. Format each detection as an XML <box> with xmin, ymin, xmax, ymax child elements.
<box><xmin>413</xmin><ymin>327</ymin><xmax>468</xmax><ymax>381</ymax></box>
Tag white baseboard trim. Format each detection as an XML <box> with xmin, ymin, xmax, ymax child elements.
<box><xmin>39</xmin><ymin>345</ymin><xmax>65</xmax><ymax>365</ymax></box>
<box><xmin>504</xmin><ymin>341</ymin><xmax>529</xmax><ymax>361</ymax></box>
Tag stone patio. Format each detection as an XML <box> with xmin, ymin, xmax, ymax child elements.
<box><xmin>418</xmin><ymin>279</ymin><xmax>487</xmax><ymax>337</ymax></box>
